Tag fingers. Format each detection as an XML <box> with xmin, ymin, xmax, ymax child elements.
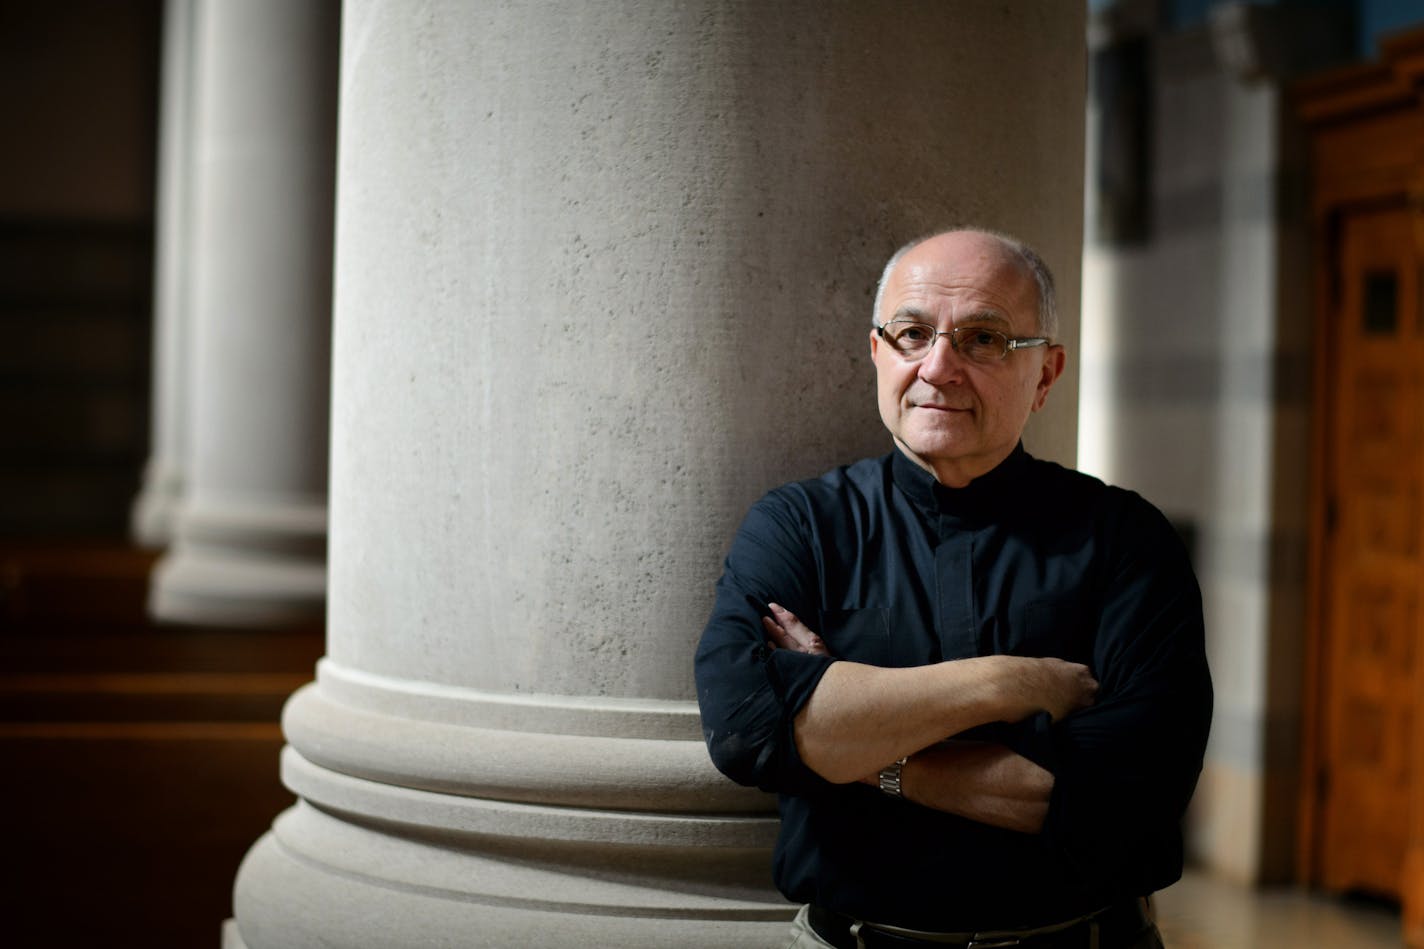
<box><xmin>761</xmin><ymin>615</ymin><xmax>794</xmax><ymax>650</ymax></box>
<box><xmin>999</xmin><ymin>656</ymin><xmax>1099</xmax><ymax>722</ymax></box>
<box><xmin>1082</xmin><ymin>667</ymin><xmax>1100</xmax><ymax>703</ymax></box>
<box><xmin>770</xmin><ymin>603</ymin><xmax>825</xmax><ymax>653</ymax></box>
<box><xmin>1050</xmin><ymin>661</ymin><xmax>1099</xmax><ymax>720</ymax></box>
<box><xmin>762</xmin><ymin>603</ymin><xmax>830</xmax><ymax>656</ymax></box>
<box><xmin>1072</xmin><ymin>662</ymin><xmax>1100</xmax><ymax>707</ymax></box>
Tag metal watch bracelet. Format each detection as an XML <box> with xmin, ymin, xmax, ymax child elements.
<box><xmin>878</xmin><ymin>756</ymin><xmax>908</xmax><ymax>797</ymax></box>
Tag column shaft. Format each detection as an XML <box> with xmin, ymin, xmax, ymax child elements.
<box><xmin>232</xmin><ymin>2</ymin><xmax>1085</xmax><ymax>944</ymax></box>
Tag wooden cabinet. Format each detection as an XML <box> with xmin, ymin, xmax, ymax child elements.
<box><xmin>1297</xmin><ymin>29</ymin><xmax>1424</xmax><ymax>947</ymax></box>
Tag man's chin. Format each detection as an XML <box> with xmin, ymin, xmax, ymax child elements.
<box><xmin>899</xmin><ymin>422</ymin><xmax>976</xmax><ymax>456</ymax></box>
<box><xmin>894</xmin><ymin>434</ymin><xmax>974</xmax><ymax>467</ymax></box>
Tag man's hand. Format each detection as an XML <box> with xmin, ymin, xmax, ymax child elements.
<box><xmin>761</xmin><ymin>602</ymin><xmax>829</xmax><ymax>656</ymax></box>
<box><xmin>991</xmin><ymin>655</ymin><xmax>1099</xmax><ymax>722</ymax></box>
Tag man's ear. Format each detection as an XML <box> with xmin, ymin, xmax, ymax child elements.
<box><xmin>1031</xmin><ymin>346</ymin><xmax>1066</xmax><ymax>412</ymax></box>
<box><xmin>869</xmin><ymin>327</ymin><xmax>880</xmax><ymax>359</ymax></box>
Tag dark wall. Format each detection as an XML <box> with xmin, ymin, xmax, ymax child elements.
<box><xmin>0</xmin><ymin>1</ymin><xmax>161</xmax><ymax>538</ymax></box>
<box><xmin>0</xmin><ymin>16</ymin><xmax>326</xmax><ymax>948</ymax></box>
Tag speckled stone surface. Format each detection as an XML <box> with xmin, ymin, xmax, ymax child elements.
<box><xmin>325</xmin><ymin>0</ymin><xmax>1085</xmax><ymax>698</ymax></box>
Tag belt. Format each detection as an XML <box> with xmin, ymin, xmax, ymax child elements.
<box><xmin>807</xmin><ymin>900</ymin><xmax>1152</xmax><ymax>949</ymax></box>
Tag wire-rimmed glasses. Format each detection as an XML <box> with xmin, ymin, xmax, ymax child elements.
<box><xmin>875</xmin><ymin>320</ymin><xmax>1050</xmax><ymax>364</ymax></box>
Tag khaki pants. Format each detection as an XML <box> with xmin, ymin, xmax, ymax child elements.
<box><xmin>783</xmin><ymin>906</ymin><xmax>836</xmax><ymax>948</ymax></box>
<box><xmin>782</xmin><ymin>904</ymin><xmax>1168</xmax><ymax>949</ymax></box>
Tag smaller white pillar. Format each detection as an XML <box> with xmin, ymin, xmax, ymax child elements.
<box><xmin>132</xmin><ymin>0</ymin><xmax>196</xmax><ymax>549</ymax></box>
<box><xmin>149</xmin><ymin>0</ymin><xmax>339</xmax><ymax>627</ymax></box>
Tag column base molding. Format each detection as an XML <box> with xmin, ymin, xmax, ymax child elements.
<box><xmin>221</xmin><ymin>918</ymin><xmax>245</xmax><ymax>949</ymax></box>
<box><xmin>130</xmin><ymin>459</ymin><xmax>184</xmax><ymax>549</ymax></box>
<box><xmin>283</xmin><ymin>662</ymin><xmax>771</xmax><ymax>812</ymax></box>
<box><xmin>150</xmin><ymin>498</ymin><xmax>326</xmax><ymax>627</ymax></box>
<box><xmin>232</xmin><ymin>791</ymin><xmax>792</xmax><ymax>948</ymax></box>
<box><xmin>231</xmin><ymin>664</ymin><xmax>792</xmax><ymax>946</ymax></box>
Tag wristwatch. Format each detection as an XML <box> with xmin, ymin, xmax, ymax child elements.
<box><xmin>878</xmin><ymin>756</ymin><xmax>908</xmax><ymax>798</ymax></box>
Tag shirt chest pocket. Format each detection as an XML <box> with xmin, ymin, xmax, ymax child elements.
<box><xmin>817</xmin><ymin>607</ymin><xmax>891</xmax><ymax>665</ymax></box>
<box><xmin>1018</xmin><ymin>595</ymin><xmax>1095</xmax><ymax>666</ymax></box>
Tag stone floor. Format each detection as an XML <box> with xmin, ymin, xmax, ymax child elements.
<box><xmin>1155</xmin><ymin>869</ymin><xmax>1404</xmax><ymax>948</ymax></box>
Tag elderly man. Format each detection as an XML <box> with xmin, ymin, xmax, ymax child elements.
<box><xmin>694</xmin><ymin>229</ymin><xmax>1212</xmax><ymax>949</ymax></box>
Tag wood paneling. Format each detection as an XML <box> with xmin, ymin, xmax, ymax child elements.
<box><xmin>1298</xmin><ymin>28</ymin><xmax>1424</xmax><ymax>948</ymax></box>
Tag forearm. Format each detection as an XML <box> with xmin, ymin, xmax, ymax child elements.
<box><xmin>897</xmin><ymin>741</ymin><xmax>1053</xmax><ymax>834</ymax></box>
<box><xmin>793</xmin><ymin>657</ymin><xmax>1013</xmax><ymax>783</ymax></box>
<box><xmin>770</xmin><ymin>601</ymin><xmax>1096</xmax><ymax>785</ymax></box>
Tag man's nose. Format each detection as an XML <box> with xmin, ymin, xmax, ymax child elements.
<box><xmin>916</xmin><ymin>333</ymin><xmax>965</xmax><ymax>384</ymax></box>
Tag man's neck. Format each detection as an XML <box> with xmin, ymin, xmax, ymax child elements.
<box><xmin>892</xmin><ymin>438</ymin><xmax>1016</xmax><ymax>489</ymax></box>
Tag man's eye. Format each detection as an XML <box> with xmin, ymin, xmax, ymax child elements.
<box><xmin>959</xmin><ymin>329</ymin><xmax>1001</xmax><ymax>347</ymax></box>
<box><xmin>956</xmin><ymin>329</ymin><xmax>1007</xmax><ymax>360</ymax></box>
<box><xmin>894</xmin><ymin>325</ymin><xmax>933</xmax><ymax>343</ymax></box>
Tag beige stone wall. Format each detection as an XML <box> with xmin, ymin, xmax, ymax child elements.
<box><xmin>0</xmin><ymin>1</ymin><xmax>161</xmax><ymax>537</ymax></box>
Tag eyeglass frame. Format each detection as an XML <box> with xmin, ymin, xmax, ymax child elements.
<box><xmin>873</xmin><ymin>319</ymin><xmax>1052</xmax><ymax>363</ymax></box>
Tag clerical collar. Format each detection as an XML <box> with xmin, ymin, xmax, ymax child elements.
<box><xmin>890</xmin><ymin>442</ymin><xmax>1031</xmax><ymax>520</ymax></box>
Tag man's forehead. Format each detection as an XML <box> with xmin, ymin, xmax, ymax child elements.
<box><xmin>887</xmin><ymin>262</ymin><xmax>1030</xmax><ymax>311</ymax></box>
<box><xmin>885</xmin><ymin>234</ymin><xmax>1035</xmax><ymax>316</ymax></box>
<box><xmin>899</xmin><ymin>235</ymin><xmax>1026</xmax><ymax>286</ymax></box>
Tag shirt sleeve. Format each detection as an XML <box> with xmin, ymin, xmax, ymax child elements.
<box><xmin>694</xmin><ymin>490</ymin><xmax>837</xmax><ymax>795</ymax></box>
<box><xmin>1038</xmin><ymin>494</ymin><xmax>1213</xmax><ymax>891</ymax></box>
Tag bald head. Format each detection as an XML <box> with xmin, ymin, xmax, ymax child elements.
<box><xmin>873</xmin><ymin>229</ymin><xmax>1058</xmax><ymax>340</ymax></box>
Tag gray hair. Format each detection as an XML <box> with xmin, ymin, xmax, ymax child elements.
<box><xmin>871</xmin><ymin>228</ymin><xmax>1058</xmax><ymax>340</ymax></box>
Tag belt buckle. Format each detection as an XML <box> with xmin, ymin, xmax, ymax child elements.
<box><xmin>966</xmin><ymin>939</ymin><xmax>1022</xmax><ymax>949</ymax></box>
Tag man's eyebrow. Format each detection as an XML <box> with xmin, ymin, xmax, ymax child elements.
<box><xmin>886</xmin><ymin>306</ymin><xmax>1014</xmax><ymax>328</ymax></box>
<box><xmin>955</xmin><ymin>310</ymin><xmax>1012</xmax><ymax>329</ymax></box>
<box><xmin>888</xmin><ymin>306</ymin><xmax>933</xmax><ymax>323</ymax></box>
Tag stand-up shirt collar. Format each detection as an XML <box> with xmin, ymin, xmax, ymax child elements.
<box><xmin>890</xmin><ymin>441</ymin><xmax>1031</xmax><ymax>521</ymax></box>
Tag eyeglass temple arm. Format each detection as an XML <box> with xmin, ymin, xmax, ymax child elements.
<box><xmin>1007</xmin><ymin>337</ymin><xmax>1050</xmax><ymax>350</ymax></box>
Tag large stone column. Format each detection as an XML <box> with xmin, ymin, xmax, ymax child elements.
<box><xmin>230</xmin><ymin>3</ymin><xmax>1085</xmax><ymax>946</ymax></box>
<box><xmin>149</xmin><ymin>0</ymin><xmax>339</xmax><ymax>626</ymax></box>
<box><xmin>131</xmin><ymin>0</ymin><xmax>196</xmax><ymax>549</ymax></box>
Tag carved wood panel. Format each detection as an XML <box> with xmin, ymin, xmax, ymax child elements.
<box><xmin>1317</xmin><ymin>206</ymin><xmax>1422</xmax><ymax>899</ymax></box>
<box><xmin>1298</xmin><ymin>35</ymin><xmax>1424</xmax><ymax>944</ymax></box>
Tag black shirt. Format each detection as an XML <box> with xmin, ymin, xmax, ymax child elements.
<box><xmin>694</xmin><ymin>444</ymin><xmax>1212</xmax><ymax>931</ymax></box>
